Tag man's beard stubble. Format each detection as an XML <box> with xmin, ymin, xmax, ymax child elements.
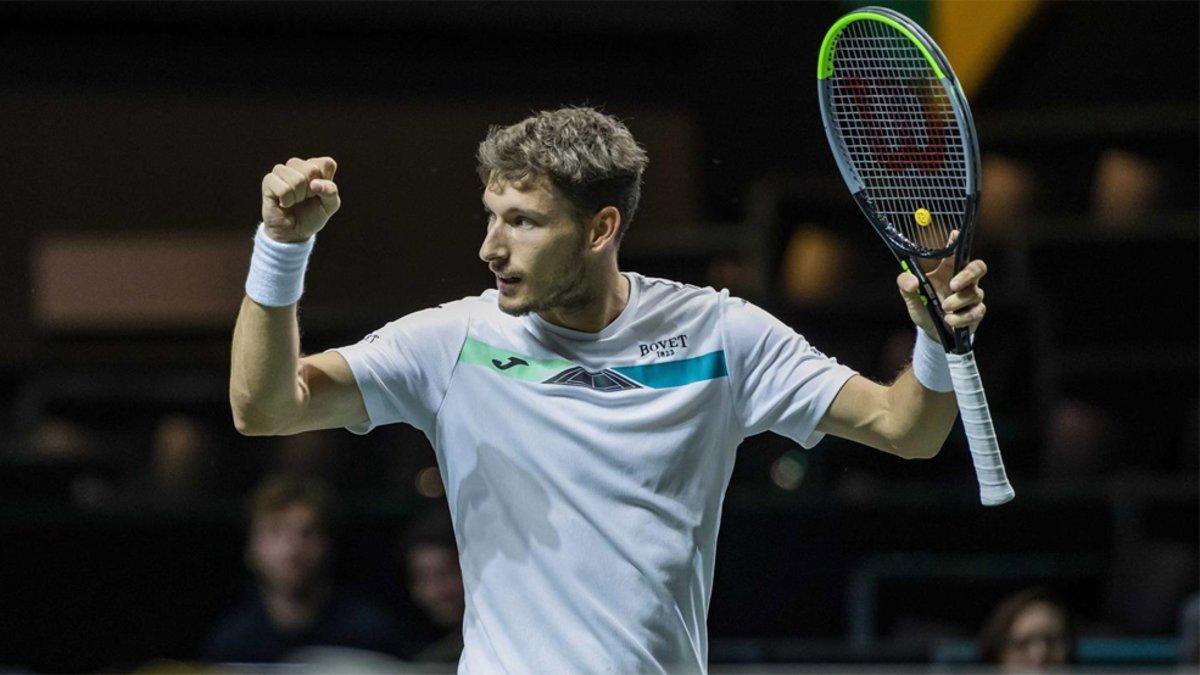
<box><xmin>499</xmin><ymin>243</ymin><xmax>594</xmax><ymax>317</ymax></box>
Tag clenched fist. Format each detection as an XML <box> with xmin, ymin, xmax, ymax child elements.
<box><xmin>261</xmin><ymin>156</ymin><xmax>340</xmax><ymax>242</ymax></box>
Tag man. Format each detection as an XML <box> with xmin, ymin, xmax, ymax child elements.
<box><xmin>230</xmin><ymin>107</ymin><xmax>988</xmax><ymax>672</ymax></box>
<box><xmin>205</xmin><ymin>476</ymin><xmax>400</xmax><ymax>663</ymax></box>
<box><xmin>398</xmin><ymin>506</ymin><xmax>465</xmax><ymax>662</ymax></box>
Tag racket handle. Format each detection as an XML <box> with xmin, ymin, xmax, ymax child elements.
<box><xmin>946</xmin><ymin>351</ymin><xmax>1015</xmax><ymax>506</ymax></box>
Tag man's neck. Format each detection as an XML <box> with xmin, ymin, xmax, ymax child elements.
<box><xmin>263</xmin><ymin>583</ymin><xmax>329</xmax><ymax>632</ymax></box>
<box><xmin>537</xmin><ymin>265</ymin><xmax>630</xmax><ymax>333</ymax></box>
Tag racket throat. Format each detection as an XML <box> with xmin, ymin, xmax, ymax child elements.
<box><xmin>902</xmin><ymin>256</ymin><xmax>966</xmax><ymax>352</ymax></box>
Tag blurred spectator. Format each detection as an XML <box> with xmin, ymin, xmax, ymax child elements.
<box><xmin>204</xmin><ymin>476</ymin><xmax>400</xmax><ymax>663</ymax></box>
<box><xmin>1179</xmin><ymin>593</ymin><xmax>1199</xmax><ymax>665</ymax></box>
<box><xmin>779</xmin><ymin>225</ymin><xmax>845</xmax><ymax>305</ymax></box>
<box><xmin>398</xmin><ymin>506</ymin><xmax>464</xmax><ymax>663</ymax></box>
<box><xmin>31</xmin><ymin>416</ymin><xmax>91</xmax><ymax>460</ymax></box>
<box><xmin>271</xmin><ymin>430</ymin><xmax>339</xmax><ymax>482</ymax></box>
<box><xmin>1042</xmin><ymin>398</ymin><xmax>1114</xmax><ymax>479</ymax></box>
<box><xmin>118</xmin><ymin>413</ymin><xmax>216</xmax><ymax>510</ymax></box>
<box><xmin>1104</xmin><ymin>538</ymin><xmax>1196</xmax><ymax>634</ymax></box>
<box><xmin>974</xmin><ymin>154</ymin><xmax>1038</xmax><ymax>288</ymax></box>
<box><xmin>1181</xmin><ymin>399</ymin><xmax>1198</xmax><ymax>474</ymax></box>
<box><xmin>977</xmin><ymin>154</ymin><xmax>1037</xmax><ymax>244</ymax></box>
<box><xmin>706</xmin><ymin>255</ymin><xmax>755</xmax><ymax>300</ymax></box>
<box><xmin>25</xmin><ymin>415</ymin><xmax>118</xmax><ymax>508</ymax></box>
<box><xmin>1091</xmin><ymin>149</ymin><xmax>1165</xmax><ymax>230</ymax></box>
<box><xmin>979</xmin><ymin>588</ymin><xmax>1073</xmax><ymax>671</ymax></box>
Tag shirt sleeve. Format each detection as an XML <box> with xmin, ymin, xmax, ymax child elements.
<box><xmin>329</xmin><ymin>303</ymin><xmax>471</xmax><ymax>436</ymax></box>
<box><xmin>722</xmin><ymin>293</ymin><xmax>858</xmax><ymax>448</ymax></box>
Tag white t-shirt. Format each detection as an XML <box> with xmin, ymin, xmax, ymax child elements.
<box><xmin>332</xmin><ymin>272</ymin><xmax>857</xmax><ymax>674</ymax></box>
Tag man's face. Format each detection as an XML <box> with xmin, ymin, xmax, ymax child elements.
<box><xmin>407</xmin><ymin>544</ymin><xmax>465</xmax><ymax>628</ymax></box>
<box><xmin>479</xmin><ymin>178</ymin><xmax>592</xmax><ymax>316</ymax></box>
<box><xmin>248</xmin><ymin>502</ymin><xmax>328</xmax><ymax>596</ymax></box>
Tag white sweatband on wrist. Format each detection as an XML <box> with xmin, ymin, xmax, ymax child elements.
<box><xmin>912</xmin><ymin>328</ymin><xmax>954</xmax><ymax>392</ymax></box>
<box><xmin>245</xmin><ymin>223</ymin><xmax>315</xmax><ymax>307</ymax></box>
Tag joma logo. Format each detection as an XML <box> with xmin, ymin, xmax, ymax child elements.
<box><xmin>492</xmin><ymin>356</ymin><xmax>529</xmax><ymax>370</ymax></box>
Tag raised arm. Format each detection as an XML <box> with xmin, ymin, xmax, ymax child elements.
<box><xmin>815</xmin><ymin>258</ymin><xmax>989</xmax><ymax>458</ymax></box>
<box><xmin>229</xmin><ymin>156</ymin><xmax>368</xmax><ymax>436</ymax></box>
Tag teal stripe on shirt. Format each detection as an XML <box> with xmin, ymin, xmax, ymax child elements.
<box><xmin>612</xmin><ymin>350</ymin><xmax>728</xmax><ymax>389</ymax></box>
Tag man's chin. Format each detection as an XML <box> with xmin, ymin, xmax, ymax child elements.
<box><xmin>497</xmin><ymin>296</ymin><xmax>533</xmax><ymax>317</ymax></box>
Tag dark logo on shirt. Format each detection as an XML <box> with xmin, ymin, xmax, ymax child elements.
<box><xmin>492</xmin><ymin>356</ymin><xmax>529</xmax><ymax>370</ymax></box>
<box><xmin>544</xmin><ymin>367</ymin><xmax>642</xmax><ymax>392</ymax></box>
<box><xmin>639</xmin><ymin>333</ymin><xmax>688</xmax><ymax>358</ymax></box>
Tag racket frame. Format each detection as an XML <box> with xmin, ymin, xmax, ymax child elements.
<box><xmin>817</xmin><ymin>6</ymin><xmax>982</xmax><ymax>355</ymax></box>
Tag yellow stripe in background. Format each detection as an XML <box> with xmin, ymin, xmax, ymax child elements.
<box><xmin>932</xmin><ymin>0</ymin><xmax>1040</xmax><ymax>97</ymax></box>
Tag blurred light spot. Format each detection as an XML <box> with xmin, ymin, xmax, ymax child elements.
<box><xmin>770</xmin><ymin>452</ymin><xmax>806</xmax><ymax>491</ymax></box>
<box><xmin>415</xmin><ymin>466</ymin><xmax>444</xmax><ymax>499</ymax></box>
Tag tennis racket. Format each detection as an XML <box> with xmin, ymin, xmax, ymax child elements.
<box><xmin>816</xmin><ymin>6</ymin><xmax>1014</xmax><ymax>506</ymax></box>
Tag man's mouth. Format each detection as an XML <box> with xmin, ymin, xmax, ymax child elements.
<box><xmin>495</xmin><ymin>274</ymin><xmax>522</xmax><ymax>291</ymax></box>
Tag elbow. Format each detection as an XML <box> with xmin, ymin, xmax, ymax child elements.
<box><xmin>897</xmin><ymin>437</ymin><xmax>943</xmax><ymax>460</ymax></box>
<box><xmin>230</xmin><ymin>394</ymin><xmax>285</xmax><ymax>437</ymax></box>
<box><xmin>231</xmin><ymin>406</ymin><xmax>269</xmax><ymax>437</ymax></box>
<box><xmin>232</xmin><ymin>412</ymin><xmax>270</xmax><ymax>436</ymax></box>
<box><xmin>882</xmin><ymin>424</ymin><xmax>943</xmax><ymax>459</ymax></box>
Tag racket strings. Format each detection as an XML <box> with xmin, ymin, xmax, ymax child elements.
<box><xmin>828</xmin><ymin>20</ymin><xmax>968</xmax><ymax>252</ymax></box>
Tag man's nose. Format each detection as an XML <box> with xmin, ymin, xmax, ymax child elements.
<box><xmin>479</xmin><ymin>222</ymin><xmax>508</xmax><ymax>263</ymax></box>
<box><xmin>1028</xmin><ymin>641</ymin><xmax>1050</xmax><ymax>665</ymax></box>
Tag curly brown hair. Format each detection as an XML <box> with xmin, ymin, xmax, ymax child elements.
<box><xmin>476</xmin><ymin>107</ymin><xmax>649</xmax><ymax>243</ymax></box>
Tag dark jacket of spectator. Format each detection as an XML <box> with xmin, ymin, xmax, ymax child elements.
<box><xmin>205</xmin><ymin>588</ymin><xmax>400</xmax><ymax>663</ymax></box>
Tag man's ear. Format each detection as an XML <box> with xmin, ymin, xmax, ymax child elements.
<box><xmin>587</xmin><ymin>206</ymin><xmax>622</xmax><ymax>252</ymax></box>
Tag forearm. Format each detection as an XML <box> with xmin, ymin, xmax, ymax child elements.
<box><xmin>882</xmin><ymin>366</ymin><xmax>958</xmax><ymax>458</ymax></box>
<box><xmin>229</xmin><ymin>296</ymin><xmax>305</xmax><ymax>435</ymax></box>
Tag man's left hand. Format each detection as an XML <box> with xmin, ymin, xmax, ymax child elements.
<box><xmin>896</xmin><ymin>234</ymin><xmax>988</xmax><ymax>341</ymax></box>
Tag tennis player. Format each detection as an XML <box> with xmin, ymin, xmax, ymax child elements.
<box><xmin>230</xmin><ymin>107</ymin><xmax>988</xmax><ymax>673</ymax></box>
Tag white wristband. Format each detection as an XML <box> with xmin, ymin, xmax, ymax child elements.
<box><xmin>912</xmin><ymin>329</ymin><xmax>954</xmax><ymax>392</ymax></box>
<box><xmin>245</xmin><ymin>223</ymin><xmax>315</xmax><ymax>307</ymax></box>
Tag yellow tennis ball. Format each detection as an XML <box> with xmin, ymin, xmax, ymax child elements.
<box><xmin>914</xmin><ymin>208</ymin><xmax>932</xmax><ymax>226</ymax></box>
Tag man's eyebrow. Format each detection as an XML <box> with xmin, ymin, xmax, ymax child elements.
<box><xmin>481</xmin><ymin>201</ymin><xmax>550</xmax><ymax>221</ymax></box>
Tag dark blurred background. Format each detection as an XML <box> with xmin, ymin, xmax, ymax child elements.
<box><xmin>0</xmin><ymin>1</ymin><xmax>1196</xmax><ymax>671</ymax></box>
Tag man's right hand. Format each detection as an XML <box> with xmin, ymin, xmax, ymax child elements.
<box><xmin>261</xmin><ymin>156</ymin><xmax>340</xmax><ymax>242</ymax></box>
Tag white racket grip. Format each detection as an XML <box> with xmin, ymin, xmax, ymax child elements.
<box><xmin>946</xmin><ymin>351</ymin><xmax>1015</xmax><ymax>506</ymax></box>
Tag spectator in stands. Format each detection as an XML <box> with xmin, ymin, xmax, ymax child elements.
<box><xmin>1091</xmin><ymin>148</ymin><xmax>1165</xmax><ymax>230</ymax></box>
<box><xmin>204</xmin><ymin>475</ymin><xmax>400</xmax><ymax>663</ymax></box>
<box><xmin>271</xmin><ymin>430</ymin><xmax>339</xmax><ymax>481</ymax></box>
<box><xmin>29</xmin><ymin>415</ymin><xmax>95</xmax><ymax>462</ymax></box>
<box><xmin>978</xmin><ymin>155</ymin><xmax>1037</xmax><ymax>238</ymax></box>
<box><xmin>1179</xmin><ymin>593</ymin><xmax>1199</xmax><ymax>664</ymax></box>
<box><xmin>398</xmin><ymin>506</ymin><xmax>465</xmax><ymax>662</ymax></box>
<box><xmin>117</xmin><ymin>412</ymin><xmax>217</xmax><ymax>510</ymax></box>
<box><xmin>979</xmin><ymin>587</ymin><xmax>1074</xmax><ymax>671</ymax></box>
<box><xmin>25</xmin><ymin>415</ymin><xmax>119</xmax><ymax>509</ymax></box>
<box><xmin>1042</xmin><ymin>398</ymin><xmax>1114</xmax><ymax>479</ymax></box>
<box><xmin>778</xmin><ymin>225</ymin><xmax>846</xmax><ymax>306</ymax></box>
